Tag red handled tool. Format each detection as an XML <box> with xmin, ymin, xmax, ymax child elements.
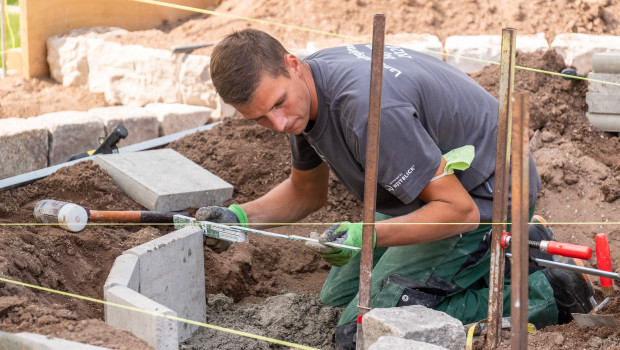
<box><xmin>499</xmin><ymin>231</ymin><xmax>593</xmax><ymax>260</ymax></box>
<box><xmin>596</xmin><ymin>233</ymin><xmax>614</xmax><ymax>297</ymax></box>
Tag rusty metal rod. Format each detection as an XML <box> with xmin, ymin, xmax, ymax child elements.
<box><xmin>356</xmin><ymin>13</ymin><xmax>385</xmax><ymax>350</ymax></box>
<box><xmin>487</xmin><ymin>27</ymin><xmax>517</xmax><ymax>348</ymax></box>
<box><xmin>510</xmin><ymin>91</ymin><xmax>530</xmax><ymax>350</ymax></box>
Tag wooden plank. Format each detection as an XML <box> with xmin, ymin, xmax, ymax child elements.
<box><xmin>19</xmin><ymin>0</ymin><xmax>216</xmax><ymax>78</ymax></box>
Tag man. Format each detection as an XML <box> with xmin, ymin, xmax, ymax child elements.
<box><xmin>201</xmin><ymin>28</ymin><xmax>594</xmax><ymax>349</ymax></box>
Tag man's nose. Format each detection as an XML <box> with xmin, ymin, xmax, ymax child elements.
<box><xmin>267</xmin><ymin>111</ymin><xmax>287</xmax><ymax>132</ymax></box>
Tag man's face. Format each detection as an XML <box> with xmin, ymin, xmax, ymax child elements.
<box><xmin>234</xmin><ymin>58</ymin><xmax>312</xmax><ymax>135</ymax></box>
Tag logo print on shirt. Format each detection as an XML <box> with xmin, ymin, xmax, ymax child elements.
<box><xmin>386</xmin><ymin>165</ymin><xmax>416</xmax><ymax>192</ymax></box>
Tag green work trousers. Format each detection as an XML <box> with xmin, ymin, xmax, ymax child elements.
<box><xmin>320</xmin><ymin>210</ymin><xmax>559</xmax><ymax>330</ymax></box>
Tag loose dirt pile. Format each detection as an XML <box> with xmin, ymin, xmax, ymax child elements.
<box><xmin>1</xmin><ymin>0</ymin><xmax>620</xmax><ymax>349</ymax></box>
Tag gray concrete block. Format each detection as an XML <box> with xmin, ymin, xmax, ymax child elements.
<box><xmin>124</xmin><ymin>226</ymin><xmax>206</xmax><ymax>342</ymax></box>
<box><xmin>369</xmin><ymin>336</ymin><xmax>449</xmax><ymax>350</ymax></box>
<box><xmin>363</xmin><ymin>305</ymin><xmax>466</xmax><ymax>350</ymax></box>
<box><xmin>587</xmin><ymin>73</ymin><xmax>620</xmax><ymax>94</ymax></box>
<box><xmin>33</xmin><ymin>111</ymin><xmax>105</xmax><ymax>165</ymax></box>
<box><xmin>145</xmin><ymin>103</ymin><xmax>212</xmax><ymax>136</ymax></box>
<box><xmin>586</xmin><ymin>112</ymin><xmax>620</xmax><ymax>132</ymax></box>
<box><xmin>551</xmin><ymin>34</ymin><xmax>620</xmax><ymax>73</ymax></box>
<box><xmin>93</xmin><ymin>148</ymin><xmax>233</xmax><ymax>212</ymax></box>
<box><xmin>0</xmin><ymin>331</ymin><xmax>109</xmax><ymax>349</ymax></box>
<box><xmin>104</xmin><ymin>253</ymin><xmax>139</xmax><ymax>292</ymax></box>
<box><xmin>88</xmin><ymin>106</ymin><xmax>159</xmax><ymax>147</ymax></box>
<box><xmin>586</xmin><ymin>92</ymin><xmax>620</xmax><ymax>114</ymax></box>
<box><xmin>0</xmin><ymin>118</ymin><xmax>48</xmax><ymax>179</ymax></box>
<box><xmin>592</xmin><ymin>51</ymin><xmax>620</xmax><ymax>74</ymax></box>
<box><xmin>105</xmin><ymin>285</ymin><xmax>178</xmax><ymax>350</ymax></box>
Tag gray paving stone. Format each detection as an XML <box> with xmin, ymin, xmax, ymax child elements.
<box><xmin>88</xmin><ymin>106</ymin><xmax>159</xmax><ymax>147</ymax></box>
<box><xmin>586</xmin><ymin>112</ymin><xmax>620</xmax><ymax>132</ymax></box>
<box><xmin>363</xmin><ymin>305</ymin><xmax>466</xmax><ymax>350</ymax></box>
<box><xmin>104</xmin><ymin>253</ymin><xmax>139</xmax><ymax>292</ymax></box>
<box><xmin>124</xmin><ymin>226</ymin><xmax>206</xmax><ymax>342</ymax></box>
<box><xmin>0</xmin><ymin>331</ymin><xmax>109</xmax><ymax>349</ymax></box>
<box><xmin>586</xmin><ymin>92</ymin><xmax>620</xmax><ymax>114</ymax></box>
<box><xmin>93</xmin><ymin>148</ymin><xmax>233</xmax><ymax>212</ymax></box>
<box><xmin>368</xmin><ymin>336</ymin><xmax>448</xmax><ymax>350</ymax></box>
<box><xmin>592</xmin><ymin>51</ymin><xmax>620</xmax><ymax>74</ymax></box>
<box><xmin>105</xmin><ymin>285</ymin><xmax>178</xmax><ymax>350</ymax></box>
<box><xmin>0</xmin><ymin>118</ymin><xmax>48</xmax><ymax>179</ymax></box>
<box><xmin>587</xmin><ymin>73</ymin><xmax>620</xmax><ymax>94</ymax></box>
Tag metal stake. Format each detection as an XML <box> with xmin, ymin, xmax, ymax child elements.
<box><xmin>487</xmin><ymin>27</ymin><xmax>517</xmax><ymax>348</ymax></box>
<box><xmin>356</xmin><ymin>13</ymin><xmax>385</xmax><ymax>350</ymax></box>
<box><xmin>510</xmin><ymin>91</ymin><xmax>530</xmax><ymax>350</ymax></box>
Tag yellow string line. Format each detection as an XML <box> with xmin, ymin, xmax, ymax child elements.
<box><xmin>2</xmin><ymin>222</ymin><xmax>619</xmax><ymax>226</ymax></box>
<box><xmin>0</xmin><ymin>276</ymin><xmax>321</xmax><ymax>350</ymax></box>
<box><xmin>130</xmin><ymin>0</ymin><xmax>620</xmax><ymax>87</ymax></box>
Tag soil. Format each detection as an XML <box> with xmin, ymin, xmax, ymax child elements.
<box><xmin>1</xmin><ymin>0</ymin><xmax>620</xmax><ymax>349</ymax></box>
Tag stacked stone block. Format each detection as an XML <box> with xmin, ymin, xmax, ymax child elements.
<box><xmin>586</xmin><ymin>51</ymin><xmax>620</xmax><ymax>132</ymax></box>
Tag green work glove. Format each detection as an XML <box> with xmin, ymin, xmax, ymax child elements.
<box><xmin>195</xmin><ymin>204</ymin><xmax>248</xmax><ymax>253</ymax></box>
<box><xmin>305</xmin><ymin>221</ymin><xmax>376</xmax><ymax>267</ymax></box>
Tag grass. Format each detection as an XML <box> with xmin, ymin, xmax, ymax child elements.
<box><xmin>1</xmin><ymin>3</ymin><xmax>20</xmax><ymax>69</ymax></box>
<box><xmin>7</xmin><ymin>0</ymin><xmax>17</xmax><ymax>6</ymax></box>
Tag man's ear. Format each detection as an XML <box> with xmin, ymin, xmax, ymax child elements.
<box><xmin>284</xmin><ymin>54</ymin><xmax>302</xmax><ymax>75</ymax></box>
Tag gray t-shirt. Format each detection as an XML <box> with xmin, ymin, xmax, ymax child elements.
<box><xmin>291</xmin><ymin>44</ymin><xmax>540</xmax><ymax>219</ymax></box>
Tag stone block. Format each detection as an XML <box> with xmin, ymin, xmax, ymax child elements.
<box><xmin>88</xmin><ymin>40</ymin><xmax>180</xmax><ymax>106</ymax></box>
<box><xmin>124</xmin><ymin>226</ymin><xmax>205</xmax><ymax>341</ymax></box>
<box><xmin>88</xmin><ymin>106</ymin><xmax>159</xmax><ymax>147</ymax></box>
<box><xmin>32</xmin><ymin>111</ymin><xmax>105</xmax><ymax>166</ymax></box>
<box><xmin>363</xmin><ymin>305</ymin><xmax>466</xmax><ymax>350</ymax></box>
<box><xmin>0</xmin><ymin>118</ymin><xmax>48</xmax><ymax>179</ymax></box>
<box><xmin>177</xmin><ymin>54</ymin><xmax>218</xmax><ymax>109</ymax></box>
<box><xmin>93</xmin><ymin>148</ymin><xmax>233</xmax><ymax>212</ymax></box>
<box><xmin>369</xmin><ymin>336</ymin><xmax>448</xmax><ymax>350</ymax></box>
<box><xmin>47</xmin><ymin>27</ymin><xmax>128</xmax><ymax>87</ymax></box>
<box><xmin>592</xmin><ymin>51</ymin><xmax>620</xmax><ymax>74</ymax></box>
<box><xmin>445</xmin><ymin>33</ymin><xmax>548</xmax><ymax>73</ymax></box>
<box><xmin>104</xmin><ymin>253</ymin><xmax>140</xmax><ymax>292</ymax></box>
<box><xmin>1</xmin><ymin>331</ymin><xmax>109</xmax><ymax>349</ymax></box>
<box><xmin>586</xmin><ymin>112</ymin><xmax>620</xmax><ymax>132</ymax></box>
<box><xmin>213</xmin><ymin>95</ymin><xmax>238</xmax><ymax>121</ymax></box>
<box><xmin>105</xmin><ymin>286</ymin><xmax>178</xmax><ymax>350</ymax></box>
<box><xmin>386</xmin><ymin>33</ymin><xmax>443</xmax><ymax>60</ymax></box>
<box><xmin>586</xmin><ymin>92</ymin><xmax>620</xmax><ymax>114</ymax></box>
<box><xmin>551</xmin><ymin>34</ymin><xmax>620</xmax><ymax>74</ymax></box>
<box><xmin>587</xmin><ymin>73</ymin><xmax>620</xmax><ymax>94</ymax></box>
<box><xmin>145</xmin><ymin>103</ymin><xmax>212</xmax><ymax>136</ymax></box>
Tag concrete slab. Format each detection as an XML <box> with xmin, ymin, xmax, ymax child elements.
<box><xmin>586</xmin><ymin>112</ymin><xmax>620</xmax><ymax>132</ymax></box>
<box><xmin>587</xmin><ymin>73</ymin><xmax>620</xmax><ymax>94</ymax></box>
<box><xmin>145</xmin><ymin>103</ymin><xmax>213</xmax><ymax>136</ymax></box>
<box><xmin>368</xmin><ymin>336</ymin><xmax>449</xmax><ymax>350</ymax></box>
<box><xmin>0</xmin><ymin>331</ymin><xmax>109</xmax><ymax>349</ymax></box>
<box><xmin>586</xmin><ymin>92</ymin><xmax>620</xmax><ymax>114</ymax></box>
<box><xmin>103</xmin><ymin>253</ymin><xmax>140</xmax><ymax>292</ymax></box>
<box><xmin>88</xmin><ymin>106</ymin><xmax>159</xmax><ymax>147</ymax></box>
<box><xmin>592</xmin><ymin>51</ymin><xmax>620</xmax><ymax>74</ymax></box>
<box><xmin>105</xmin><ymin>285</ymin><xmax>178</xmax><ymax>350</ymax></box>
<box><xmin>33</xmin><ymin>111</ymin><xmax>105</xmax><ymax>166</ymax></box>
<box><xmin>124</xmin><ymin>226</ymin><xmax>206</xmax><ymax>342</ymax></box>
<box><xmin>551</xmin><ymin>34</ymin><xmax>620</xmax><ymax>73</ymax></box>
<box><xmin>445</xmin><ymin>33</ymin><xmax>548</xmax><ymax>73</ymax></box>
<box><xmin>363</xmin><ymin>305</ymin><xmax>466</xmax><ymax>350</ymax></box>
<box><xmin>93</xmin><ymin>148</ymin><xmax>233</xmax><ymax>212</ymax></box>
<box><xmin>0</xmin><ymin>118</ymin><xmax>48</xmax><ymax>180</ymax></box>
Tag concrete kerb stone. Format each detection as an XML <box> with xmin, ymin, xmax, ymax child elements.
<box><xmin>586</xmin><ymin>113</ymin><xmax>620</xmax><ymax>132</ymax></box>
<box><xmin>592</xmin><ymin>51</ymin><xmax>620</xmax><ymax>74</ymax></box>
<box><xmin>444</xmin><ymin>33</ymin><xmax>549</xmax><ymax>73</ymax></box>
<box><xmin>587</xmin><ymin>73</ymin><xmax>620</xmax><ymax>94</ymax></box>
<box><xmin>362</xmin><ymin>305</ymin><xmax>466</xmax><ymax>350</ymax></box>
<box><xmin>105</xmin><ymin>286</ymin><xmax>178</xmax><ymax>350</ymax></box>
<box><xmin>93</xmin><ymin>148</ymin><xmax>233</xmax><ymax>211</ymax></box>
<box><xmin>385</xmin><ymin>33</ymin><xmax>444</xmax><ymax>60</ymax></box>
<box><xmin>103</xmin><ymin>253</ymin><xmax>139</xmax><ymax>292</ymax></box>
<box><xmin>88</xmin><ymin>106</ymin><xmax>159</xmax><ymax>147</ymax></box>
<box><xmin>0</xmin><ymin>331</ymin><xmax>110</xmax><ymax>350</ymax></box>
<box><xmin>122</xmin><ymin>225</ymin><xmax>206</xmax><ymax>342</ymax></box>
<box><xmin>368</xmin><ymin>336</ymin><xmax>449</xmax><ymax>350</ymax></box>
<box><xmin>32</xmin><ymin>111</ymin><xmax>105</xmax><ymax>166</ymax></box>
<box><xmin>144</xmin><ymin>103</ymin><xmax>213</xmax><ymax>136</ymax></box>
<box><xmin>586</xmin><ymin>92</ymin><xmax>620</xmax><ymax>114</ymax></box>
<box><xmin>0</xmin><ymin>118</ymin><xmax>48</xmax><ymax>180</ymax></box>
<box><xmin>551</xmin><ymin>34</ymin><xmax>620</xmax><ymax>74</ymax></box>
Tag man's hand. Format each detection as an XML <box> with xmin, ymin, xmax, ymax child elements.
<box><xmin>305</xmin><ymin>221</ymin><xmax>375</xmax><ymax>267</ymax></box>
<box><xmin>195</xmin><ymin>205</ymin><xmax>248</xmax><ymax>253</ymax></box>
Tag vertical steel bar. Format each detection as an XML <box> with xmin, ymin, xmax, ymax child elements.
<box><xmin>1</xmin><ymin>0</ymin><xmax>6</xmax><ymax>78</ymax></box>
<box><xmin>487</xmin><ymin>27</ymin><xmax>517</xmax><ymax>348</ymax></box>
<box><xmin>510</xmin><ymin>91</ymin><xmax>530</xmax><ymax>350</ymax></box>
<box><xmin>356</xmin><ymin>13</ymin><xmax>385</xmax><ymax>350</ymax></box>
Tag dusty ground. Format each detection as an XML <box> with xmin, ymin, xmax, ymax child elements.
<box><xmin>1</xmin><ymin>0</ymin><xmax>620</xmax><ymax>349</ymax></box>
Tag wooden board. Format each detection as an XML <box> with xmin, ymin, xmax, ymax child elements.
<box><xmin>19</xmin><ymin>0</ymin><xmax>216</xmax><ymax>78</ymax></box>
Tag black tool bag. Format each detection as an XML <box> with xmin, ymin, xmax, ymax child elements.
<box><xmin>380</xmin><ymin>273</ymin><xmax>462</xmax><ymax>308</ymax></box>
